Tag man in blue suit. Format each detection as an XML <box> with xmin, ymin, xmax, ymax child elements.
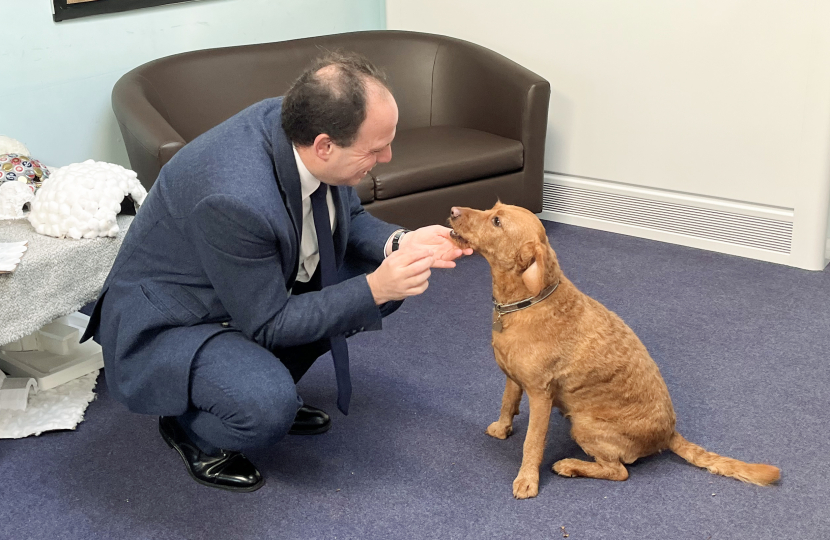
<box><xmin>83</xmin><ymin>52</ymin><xmax>471</xmax><ymax>492</ymax></box>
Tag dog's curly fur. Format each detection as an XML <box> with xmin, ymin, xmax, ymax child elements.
<box><xmin>449</xmin><ymin>202</ymin><xmax>780</xmax><ymax>499</ymax></box>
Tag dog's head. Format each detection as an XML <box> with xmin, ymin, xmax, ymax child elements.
<box><xmin>448</xmin><ymin>202</ymin><xmax>560</xmax><ymax>295</ymax></box>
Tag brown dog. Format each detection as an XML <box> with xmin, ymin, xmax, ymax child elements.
<box><xmin>448</xmin><ymin>202</ymin><xmax>780</xmax><ymax>499</ymax></box>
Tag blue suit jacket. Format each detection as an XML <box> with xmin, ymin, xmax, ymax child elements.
<box><xmin>84</xmin><ymin>98</ymin><xmax>399</xmax><ymax>416</ymax></box>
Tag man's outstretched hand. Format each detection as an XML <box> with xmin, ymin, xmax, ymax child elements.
<box><xmin>397</xmin><ymin>225</ymin><xmax>473</xmax><ymax>268</ymax></box>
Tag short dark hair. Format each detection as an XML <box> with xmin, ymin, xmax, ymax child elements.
<box><xmin>281</xmin><ymin>51</ymin><xmax>391</xmax><ymax>148</ymax></box>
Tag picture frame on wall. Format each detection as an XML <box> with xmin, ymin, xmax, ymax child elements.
<box><xmin>52</xmin><ymin>0</ymin><xmax>200</xmax><ymax>22</ymax></box>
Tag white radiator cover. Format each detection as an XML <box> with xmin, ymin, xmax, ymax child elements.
<box><xmin>539</xmin><ymin>173</ymin><xmax>799</xmax><ymax>266</ymax></box>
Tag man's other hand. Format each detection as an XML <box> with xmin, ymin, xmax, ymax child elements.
<box><xmin>366</xmin><ymin>249</ymin><xmax>434</xmax><ymax>304</ymax></box>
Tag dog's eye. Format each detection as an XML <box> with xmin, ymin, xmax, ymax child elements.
<box><xmin>492</xmin><ymin>216</ymin><xmax>501</xmax><ymax>227</ymax></box>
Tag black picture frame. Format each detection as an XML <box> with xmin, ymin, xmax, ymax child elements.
<box><xmin>52</xmin><ymin>0</ymin><xmax>198</xmax><ymax>22</ymax></box>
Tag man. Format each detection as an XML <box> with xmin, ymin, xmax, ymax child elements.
<box><xmin>82</xmin><ymin>52</ymin><xmax>471</xmax><ymax>492</ymax></box>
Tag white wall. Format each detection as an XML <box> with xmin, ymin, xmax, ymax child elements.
<box><xmin>1</xmin><ymin>0</ymin><xmax>384</xmax><ymax>169</ymax></box>
<box><xmin>387</xmin><ymin>0</ymin><xmax>830</xmax><ymax>270</ymax></box>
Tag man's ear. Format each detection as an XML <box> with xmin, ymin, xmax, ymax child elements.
<box><xmin>313</xmin><ymin>134</ymin><xmax>334</xmax><ymax>161</ymax></box>
<box><xmin>519</xmin><ymin>242</ymin><xmax>546</xmax><ymax>296</ymax></box>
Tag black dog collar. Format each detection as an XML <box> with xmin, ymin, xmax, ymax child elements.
<box><xmin>492</xmin><ymin>280</ymin><xmax>560</xmax><ymax>332</ymax></box>
<box><xmin>493</xmin><ymin>280</ymin><xmax>560</xmax><ymax>315</ymax></box>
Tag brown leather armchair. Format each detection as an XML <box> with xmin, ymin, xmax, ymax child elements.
<box><xmin>112</xmin><ymin>30</ymin><xmax>550</xmax><ymax>229</ymax></box>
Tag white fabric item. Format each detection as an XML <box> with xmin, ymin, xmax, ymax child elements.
<box><xmin>0</xmin><ymin>136</ymin><xmax>30</xmax><ymax>156</ymax></box>
<box><xmin>0</xmin><ymin>370</ymin><xmax>98</xmax><ymax>438</ymax></box>
<box><xmin>292</xmin><ymin>146</ymin><xmax>335</xmax><ymax>283</ymax></box>
<box><xmin>0</xmin><ymin>181</ymin><xmax>35</xmax><ymax>220</ymax></box>
<box><xmin>28</xmin><ymin>160</ymin><xmax>146</xmax><ymax>240</ymax></box>
<box><xmin>0</xmin><ymin>240</ymin><xmax>27</xmax><ymax>273</ymax></box>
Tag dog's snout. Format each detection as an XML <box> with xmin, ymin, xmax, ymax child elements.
<box><xmin>451</xmin><ymin>207</ymin><xmax>462</xmax><ymax>219</ymax></box>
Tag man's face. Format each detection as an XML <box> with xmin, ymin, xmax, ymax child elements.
<box><xmin>320</xmin><ymin>86</ymin><xmax>398</xmax><ymax>186</ymax></box>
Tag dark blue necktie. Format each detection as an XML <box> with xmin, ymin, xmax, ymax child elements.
<box><xmin>309</xmin><ymin>183</ymin><xmax>352</xmax><ymax>415</ymax></box>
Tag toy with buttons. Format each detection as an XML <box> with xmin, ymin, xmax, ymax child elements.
<box><xmin>0</xmin><ymin>153</ymin><xmax>50</xmax><ymax>190</ymax></box>
<box><xmin>0</xmin><ymin>137</ymin><xmax>50</xmax><ymax>220</ymax></box>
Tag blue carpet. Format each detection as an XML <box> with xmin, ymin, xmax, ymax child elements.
<box><xmin>2</xmin><ymin>221</ymin><xmax>828</xmax><ymax>540</ymax></box>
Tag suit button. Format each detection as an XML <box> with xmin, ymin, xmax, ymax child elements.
<box><xmin>221</xmin><ymin>322</ymin><xmax>230</xmax><ymax>328</ymax></box>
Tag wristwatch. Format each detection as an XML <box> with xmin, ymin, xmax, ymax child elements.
<box><xmin>391</xmin><ymin>229</ymin><xmax>409</xmax><ymax>252</ymax></box>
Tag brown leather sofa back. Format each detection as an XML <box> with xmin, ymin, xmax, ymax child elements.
<box><xmin>112</xmin><ymin>30</ymin><xmax>550</xmax><ymax>228</ymax></box>
<box><xmin>127</xmin><ymin>33</ymin><xmax>440</xmax><ymax>140</ymax></box>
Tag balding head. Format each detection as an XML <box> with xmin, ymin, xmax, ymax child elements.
<box><xmin>281</xmin><ymin>51</ymin><xmax>393</xmax><ymax>148</ymax></box>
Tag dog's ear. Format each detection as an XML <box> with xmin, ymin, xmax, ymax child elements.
<box><xmin>519</xmin><ymin>241</ymin><xmax>546</xmax><ymax>296</ymax></box>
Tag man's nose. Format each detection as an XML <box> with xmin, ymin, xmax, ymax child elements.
<box><xmin>377</xmin><ymin>145</ymin><xmax>392</xmax><ymax>164</ymax></box>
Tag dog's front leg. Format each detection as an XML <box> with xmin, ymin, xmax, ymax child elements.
<box><xmin>513</xmin><ymin>392</ymin><xmax>553</xmax><ymax>499</ymax></box>
<box><xmin>486</xmin><ymin>376</ymin><xmax>522</xmax><ymax>439</ymax></box>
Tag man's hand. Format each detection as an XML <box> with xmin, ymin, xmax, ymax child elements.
<box><xmin>396</xmin><ymin>225</ymin><xmax>473</xmax><ymax>268</ymax></box>
<box><xmin>367</xmin><ymin>249</ymin><xmax>435</xmax><ymax>304</ymax></box>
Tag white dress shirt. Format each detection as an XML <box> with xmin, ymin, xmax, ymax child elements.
<box><xmin>293</xmin><ymin>146</ymin><xmax>336</xmax><ymax>283</ymax></box>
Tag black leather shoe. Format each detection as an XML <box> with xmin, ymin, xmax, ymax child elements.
<box><xmin>159</xmin><ymin>416</ymin><xmax>264</xmax><ymax>492</ymax></box>
<box><xmin>288</xmin><ymin>405</ymin><xmax>331</xmax><ymax>435</ymax></box>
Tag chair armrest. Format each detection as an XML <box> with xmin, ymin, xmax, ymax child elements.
<box><xmin>430</xmin><ymin>39</ymin><xmax>550</xmax><ymax>144</ymax></box>
<box><xmin>430</xmin><ymin>38</ymin><xmax>550</xmax><ymax>210</ymax></box>
<box><xmin>112</xmin><ymin>71</ymin><xmax>186</xmax><ymax>189</ymax></box>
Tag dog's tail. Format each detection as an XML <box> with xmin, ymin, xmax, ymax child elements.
<box><xmin>668</xmin><ymin>432</ymin><xmax>780</xmax><ymax>486</ymax></box>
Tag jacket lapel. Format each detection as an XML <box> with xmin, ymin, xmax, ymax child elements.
<box><xmin>272</xmin><ymin>139</ymin><xmax>302</xmax><ymax>241</ymax></box>
<box><xmin>270</xmin><ymin>99</ymin><xmax>302</xmax><ymax>283</ymax></box>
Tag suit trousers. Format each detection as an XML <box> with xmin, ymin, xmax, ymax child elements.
<box><xmin>177</xmin><ymin>254</ymin><xmax>403</xmax><ymax>454</ymax></box>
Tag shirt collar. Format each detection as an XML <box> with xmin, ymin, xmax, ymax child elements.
<box><xmin>292</xmin><ymin>145</ymin><xmax>322</xmax><ymax>200</ymax></box>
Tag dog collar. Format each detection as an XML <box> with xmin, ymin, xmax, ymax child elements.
<box><xmin>493</xmin><ymin>280</ymin><xmax>560</xmax><ymax>315</ymax></box>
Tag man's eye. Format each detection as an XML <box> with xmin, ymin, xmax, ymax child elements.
<box><xmin>492</xmin><ymin>216</ymin><xmax>501</xmax><ymax>227</ymax></box>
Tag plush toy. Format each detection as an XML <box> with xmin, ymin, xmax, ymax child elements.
<box><xmin>0</xmin><ymin>135</ymin><xmax>30</xmax><ymax>156</ymax></box>
<box><xmin>28</xmin><ymin>160</ymin><xmax>147</xmax><ymax>240</ymax></box>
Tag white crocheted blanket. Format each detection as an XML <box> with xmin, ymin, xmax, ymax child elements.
<box><xmin>0</xmin><ymin>370</ymin><xmax>99</xmax><ymax>438</ymax></box>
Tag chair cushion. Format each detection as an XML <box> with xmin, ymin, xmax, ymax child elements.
<box><xmin>369</xmin><ymin>126</ymin><xmax>523</xmax><ymax>200</ymax></box>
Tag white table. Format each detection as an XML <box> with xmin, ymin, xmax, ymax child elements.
<box><xmin>0</xmin><ymin>215</ymin><xmax>132</xmax><ymax>391</ymax></box>
<box><xmin>0</xmin><ymin>215</ymin><xmax>132</xmax><ymax>345</ymax></box>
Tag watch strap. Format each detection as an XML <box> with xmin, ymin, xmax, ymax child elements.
<box><xmin>391</xmin><ymin>229</ymin><xmax>409</xmax><ymax>252</ymax></box>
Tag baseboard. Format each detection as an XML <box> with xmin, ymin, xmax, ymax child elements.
<box><xmin>539</xmin><ymin>173</ymin><xmax>796</xmax><ymax>266</ymax></box>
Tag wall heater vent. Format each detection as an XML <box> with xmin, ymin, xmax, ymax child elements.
<box><xmin>542</xmin><ymin>180</ymin><xmax>793</xmax><ymax>254</ymax></box>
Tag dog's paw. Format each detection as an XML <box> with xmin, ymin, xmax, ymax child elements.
<box><xmin>552</xmin><ymin>459</ymin><xmax>579</xmax><ymax>477</ymax></box>
<box><xmin>486</xmin><ymin>422</ymin><xmax>513</xmax><ymax>439</ymax></box>
<box><xmin>512</xmin><ymin>474</ymin><xmax>539</xmax><ymax>499</ymax></box>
